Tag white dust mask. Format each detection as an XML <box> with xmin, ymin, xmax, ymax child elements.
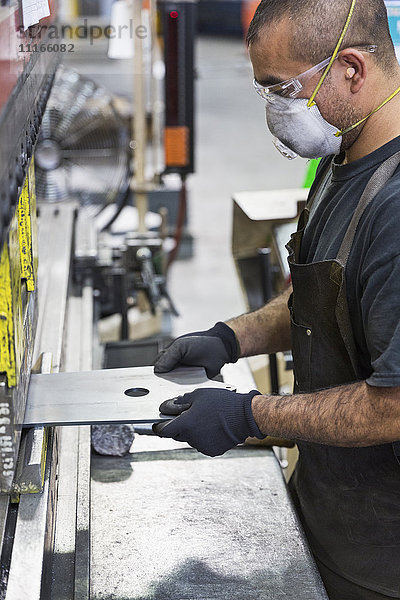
<box><xmin>265</xmin><ymin>96</ymin><xmax>342</xmax><ymax>160</ymax></box>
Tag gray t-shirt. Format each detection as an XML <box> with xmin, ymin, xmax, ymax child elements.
<box><xmin>300</xmin><ymin>136</ymin><xmax>400</xmax><ymax>387</ymax></box>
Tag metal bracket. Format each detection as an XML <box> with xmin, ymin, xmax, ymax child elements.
<box><xmin>13</xmin><ymin>352</ymin><xmax>52</xmax><ymax>494</ymax></box>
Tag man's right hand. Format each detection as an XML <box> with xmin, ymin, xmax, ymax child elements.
<box><xmin>154</xmin><ymin>322</ymin><xmax>239</xmax><ymax>379</ymax></box>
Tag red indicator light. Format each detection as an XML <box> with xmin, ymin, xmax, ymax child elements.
<box><xmin>170</xmin><ymin>10</ymin><xmax>178</xmax><ymax>18</ymax></box>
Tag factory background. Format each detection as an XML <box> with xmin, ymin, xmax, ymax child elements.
<box><xmin>0</xmin><ymin>0</ymin><xmax>399</xmax><ymax>598</ymax></box>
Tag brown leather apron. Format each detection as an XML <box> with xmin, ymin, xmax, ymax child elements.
<box><xmin>287</xmin><ymin>152</ymin><xmax>400</xmax><ymax>597</ymax></box>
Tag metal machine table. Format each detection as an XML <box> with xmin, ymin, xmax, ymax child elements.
<box><xmin>88</xmin><ymin>361</ymin><xmax>328</xmax><ymax>600</ymax></box>
<box><xmin>90</xmin><ymin>438</ymin><xmax>328</xmax><ymax>600</ymax></box>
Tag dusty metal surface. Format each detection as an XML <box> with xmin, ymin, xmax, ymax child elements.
<box><xmin>24</xmin><ymin>366</ymin><xmax>234</xmax><ymax>427</ymax></box>
<box><xmin>90</xmin><ymin>442</ymin><xmax>328</xmax><ymax>600</ymax></box>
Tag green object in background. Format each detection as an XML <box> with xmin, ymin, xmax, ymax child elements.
<box><xmin>303</xmin><ymin>158</ymin><xmax>321</xmax><ymax>188</ymax></box>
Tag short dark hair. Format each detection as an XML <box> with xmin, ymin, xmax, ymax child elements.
<box><xmin>246</xmin><ymin>0</ymin><xmax>397</xmax><ymax>74</ymax></box>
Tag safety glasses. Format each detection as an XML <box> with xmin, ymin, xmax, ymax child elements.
<box><xmin>253</xmin><ymin>56</ymin><xmax>334</xmax><ymax>102</ymax></box>
<box><xmin>253</xmin><ymin>45</ymin><xmax>377</xmax><ymax>104</ymax></box>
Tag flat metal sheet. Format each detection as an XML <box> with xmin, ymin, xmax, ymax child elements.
<box><xmin>23</xmin><ymin>367</ymin><xmax>233</xmax><ymax>427</ymax></box>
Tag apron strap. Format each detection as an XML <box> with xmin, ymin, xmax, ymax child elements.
<box><xmin>333</xmin><ymin>150</ymin><xmax>400</xmax><ymax>462</ymax></box>
<box><xmin>393</xmin><ymin>441</ymin><xmax>400</xmax><ymax>466</ymax></box>
<box><xmin>336</xmin><ymin>150</ymin><xmax>400</xmax><ymax>267</ymax></box>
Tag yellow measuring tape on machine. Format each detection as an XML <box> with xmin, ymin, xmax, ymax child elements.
<box><xmin>28</xmin><ymin>158</ymin><xmax>39</xmax><ymax>280</ymax></box>
<box><xmin>18</xmin><ymin>164</ymin><xmax>35</xmax><ymax>292</ymax></box>
<box><xmin>0</xmin><ymin>157</ymin><xmax>38</xmax><ymax>388</ymax></box>
<box><xmin>0</xmin><ymin>243</ymin><xmax>17</xmax><ymax>388</ymax></box>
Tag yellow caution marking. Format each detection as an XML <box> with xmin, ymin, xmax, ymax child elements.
<box><xmin>18</xmin><ymin>176</ymin><xmax>35</xmax><ymax>292</ymax></box>
<box><xmin>28</xmin><ymin>158</ymin><xmax>39</xmax><ymax>279</ymax></box>
<box><xmin>9</xmin><ymin>210</ymin><xmax>23</xmax><ymax>383</ymax></box>
<box><xmin>0</xmin><ymin>245</ymin><xmax>17</xmax><ymax>387</ymax></box>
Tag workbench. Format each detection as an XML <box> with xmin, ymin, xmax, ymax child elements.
<box><xmin>89</xmin><ymin>437</ymin><xmax>328</xmax><ymax>600</ymax></box>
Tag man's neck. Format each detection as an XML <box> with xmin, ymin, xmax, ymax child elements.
<box><xmin>345</xmin><ymin>83</ymin><xmax>400</xmax><ymax>163</ymax></box>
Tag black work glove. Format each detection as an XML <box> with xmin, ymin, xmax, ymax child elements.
<box><xmin>153</xmin><ymin>388</ymin><xmax>264</xmax><ymax>457</ymax></box>
<box><xmin>154</xmin><ymin>322</ymin><xmax>239</xmax><ymax>379</ymax></box>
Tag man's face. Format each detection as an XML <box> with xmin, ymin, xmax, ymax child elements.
<box><xmin>249</xmin><ymin>18</ymin><xmax>365</xmax><ymax>151</ymax></box>
<box><xmin>249</xmin><ymin>18</ymin><xmax>313</xmax><ymax>100</ymax></box>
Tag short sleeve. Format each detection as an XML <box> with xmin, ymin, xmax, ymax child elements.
<box><xmin>362</xmin><ymin>255</ymin><xmax>400</xmax><ymax>387</ymax></box>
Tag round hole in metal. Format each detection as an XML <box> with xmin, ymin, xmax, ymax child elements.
<box><xmin>124</xmin><ymin>387</ymin><xmax>150</xmax><ymax>397</ymax></box>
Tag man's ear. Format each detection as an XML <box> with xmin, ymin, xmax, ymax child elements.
<box><xmin>337</xmin><ymin>49</ymin><xmax>367</xmax><ymax>93</ymax></box>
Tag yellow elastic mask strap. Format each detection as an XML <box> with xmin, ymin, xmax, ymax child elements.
<box><xmin>307</xmin><ymin>0</ymin><xmax>357</xmax><ymax>108</ymax></box>
<box><xmin>335</xmin><ymin>85</ymin><xmax>400</xmax><ymax>137</ymax></box>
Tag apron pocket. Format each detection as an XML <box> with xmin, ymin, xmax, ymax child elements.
<box><xmin>290</xmin><ymin>316</ymin><xmax>312</xmax><ymax>393</ymax></box>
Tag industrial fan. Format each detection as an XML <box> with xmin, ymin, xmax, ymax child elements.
<box><xmin>35</xmin><ymin>65</ymin><xmax>131</xmax><ymax>214</ymax></box>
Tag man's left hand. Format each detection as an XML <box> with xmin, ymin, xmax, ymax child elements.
<box><xmin>153</xmin><ymin>388</ymin><xmax>265</xmax><ymax>457</ymax></box>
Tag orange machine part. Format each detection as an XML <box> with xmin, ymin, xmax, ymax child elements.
<box><xmin>241</xmin><ymin>0</ymin><xmax>259</xmax><ymax>38</ymax></box>
<box><xmin>164</xmin><ymin>126</ymin><xmax>189</xmax><ymax>167</ymax></box>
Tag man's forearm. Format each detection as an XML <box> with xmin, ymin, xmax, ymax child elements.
<box><xmin>252</xmin><ymin>381</ymin><xmax>400</xmax><ymax>447</ymax></box>
<box><xmin>227</xmin><ymin>287</ymin><xmax>292</xmax><ymax>357</ymax></box>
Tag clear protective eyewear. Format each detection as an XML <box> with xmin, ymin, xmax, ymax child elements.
<box><xmin>253</xmin><ymin>45</ymin><xmax>377</xmax><ymax>103</ymax></box>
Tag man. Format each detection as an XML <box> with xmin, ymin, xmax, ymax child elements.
<box><xmin>153</xmin><ymin>1</ymin><xmax>400</xmax><ymax>598</ymax></box>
